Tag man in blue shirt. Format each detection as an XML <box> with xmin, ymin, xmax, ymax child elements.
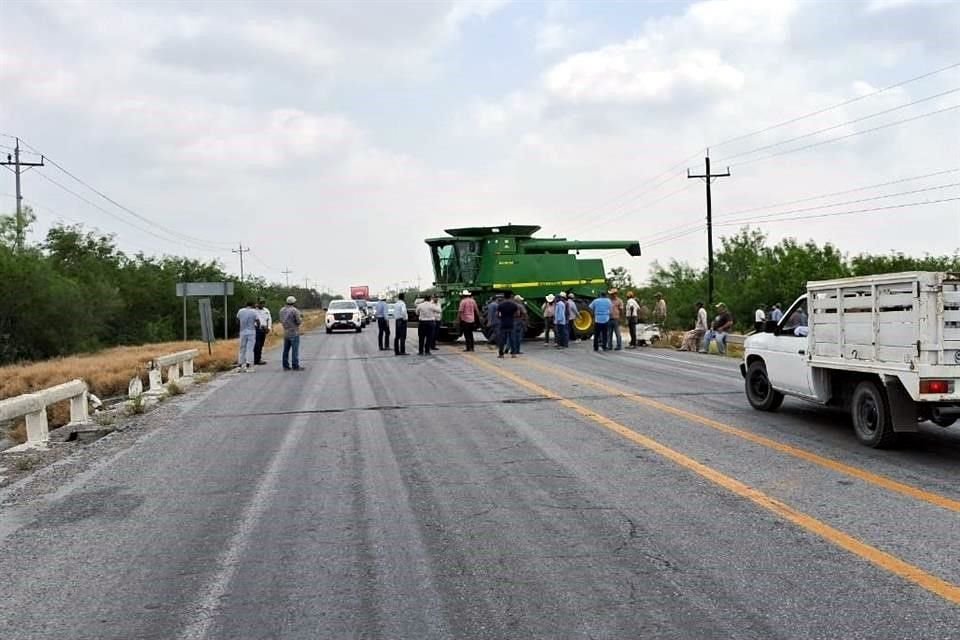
<box><xmin>374</xmin><ymin>295</ymin><xmax>391</xmax><ymax>351</ymax></box>
<box><xmin>553</xmin><ymin>292</ymin><xmax>568</xmax><ymax>348</ymax></box>
<box><xmin>589</xmin><ymin>292</ymin><xmax>612</xmax><ymax>352</ymax></box>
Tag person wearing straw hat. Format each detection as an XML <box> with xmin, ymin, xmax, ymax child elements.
<box><xmin>457</xmin><ymin>289</ymin><xmax>481</xmax><ymax>352</ymax></box>
<box><xmin>542</xmin><ymin>294</ymin><xmax>556</xmax><ymax>345</ymax></box>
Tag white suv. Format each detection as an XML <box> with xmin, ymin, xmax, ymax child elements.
<box><xmin>325</xmin><ymin>300</ymin><xmax>363</xmax><ymax>333</ymax></box>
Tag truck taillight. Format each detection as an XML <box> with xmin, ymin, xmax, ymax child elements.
<box><xmin>920</xmin><ymin>380</ymin><xmax>954</xmax><ymax>394</ymax></box>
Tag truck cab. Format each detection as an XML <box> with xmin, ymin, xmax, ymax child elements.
<box><xmin>741</xmin><ymin>272</ymin><xmax>960</xmax><ymax>448</ymax></box>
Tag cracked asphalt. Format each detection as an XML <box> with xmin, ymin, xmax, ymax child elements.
<box><xmin>1</xmin><ymin>329</ymin><xmax>959</xmax><ymax>639</ymax></box>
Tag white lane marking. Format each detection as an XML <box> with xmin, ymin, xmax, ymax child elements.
<box><xmin>176</xmin><ymin>416</ymin><xmax>306</xmax><ymax>640</ymax></box>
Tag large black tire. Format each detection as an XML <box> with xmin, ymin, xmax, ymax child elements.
<box><xmin>524</xmin><ymin>322</ymin><xmax>544</xmax><ymax>340</ymax></box>
<box><xmin>745</xmin><ymin>360</ymin><xmax>784</xmax><ymax>411</ymax></box>
<box><xmin>931</xmin><ymin>416</ymin><xmax>957</xmax><ymax>427</ymax></box>
<box><xmin>437</xmin><ymin>327</ymin><xmax>459</xmax><ymax>343</ymax></box>
<box><xmin>326</xmin><ymin>328</ymin><xmax>332</xmax><ymax>334</ymax></box>
<box><xmin>356</xmin><ymin>327</ymin><xmax>362</xmax><ymax>333</ymax></box>
<box><xmin>572</xmin><ymin>301</ymin><xmax>595</xmax><ymax>339</ymax></box>
<box><xmin>851</xmin><ymin>380</ymin><xmax>899</xmax><ymax>448</ymax></box>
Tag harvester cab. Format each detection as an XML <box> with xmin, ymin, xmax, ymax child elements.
<box><xmin>425</xmin><ymin>224</ymin><xmax>640</xmax><ymax>342</ymax></box>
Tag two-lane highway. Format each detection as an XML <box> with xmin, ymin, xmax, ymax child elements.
<box><xmin>1</xmin><ymin>329</ymin><xmax>959</xmax><ymax>639</ymax></box>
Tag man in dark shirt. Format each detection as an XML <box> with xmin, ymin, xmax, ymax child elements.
<box><xmin>496</xmin><ymin>290</ymin><xmax>520</xmax><ymax>359</ymax></box>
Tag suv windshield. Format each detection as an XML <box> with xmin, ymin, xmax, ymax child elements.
<box><xmin>329</xmin><ymin>301</ymin><xmax>357</xmax><ymax>311</ymax></box>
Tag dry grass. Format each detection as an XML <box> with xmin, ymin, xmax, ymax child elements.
<box><xmin>2</xmin><ymin>311</ymin><xmax>324</xmax><ymax>443</ymax></box>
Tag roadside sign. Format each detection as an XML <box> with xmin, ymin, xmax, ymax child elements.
<box><xmin>177</xmin><ymin>281</ymin><xmax>234</xmax><ymax>340</ymax></box>
<box><xmin>198</xmin><ymin>298</ymin><xmax>215</xmax><ymax>353</ymax></box>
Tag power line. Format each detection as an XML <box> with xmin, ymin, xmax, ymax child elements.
<box><xmin>729</xmin><ymin>103</ymin><xmax>960</xmax><ymax>169</ymax></box>
<box><xmin>33</xmin><ymin>170</ymin><xmax>229</xmax><ymax>255</ymax></box>
<box><xmin>232</xmin><ymin>243</ymin><xmax>250</xmax><ymax>282</ymax></box>
<box><xmin>715</xmin><ymin>87</ymin><xmax>960</xmax><ymax>164</ymax></box>
<box><xmin>716</xmin><ymin>196</ymin><xmax>960</xmax><ymax>227</ymax></box>
<box><xmin>16</xmin><ymin>137</ymin><xmax>236</xmax><ymax>251</ymax></box>
<box><xmin>709</xmin><ymin>60</ymin><xmax>960</xmax><ymax>151</ymax></box>
<box><xmin>719</xmin><ymin>168</ymin><xmax>960</xmax><ymax>218</ymax></box>
<box><xmin>717</xmin><ymin>182</ymin><xmax>960</xmax><ymax>227</ymax></box>
<box><xmin>687</xmin><ymin>154</ymin><xmax>731</xmax><ymax>306</ymax></box>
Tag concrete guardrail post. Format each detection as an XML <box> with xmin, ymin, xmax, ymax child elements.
<box><xmin>1</xmin><ymin>379</ymin><xmax>89</xmax><ymax>452</ymax></box>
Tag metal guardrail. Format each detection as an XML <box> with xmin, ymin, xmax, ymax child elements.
<box><xmin>0</xmin><ymin>379</ymin><xmax>89</xmax><ymax>451</ymax></box>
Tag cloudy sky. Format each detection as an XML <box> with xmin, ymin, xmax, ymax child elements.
<box><xmin>2</xmin><ymin>0</ymin><xmax>958</xmax><ymax>295</ymax></box>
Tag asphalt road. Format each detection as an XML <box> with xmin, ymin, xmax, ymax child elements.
<box><xmin>2</xmin><ymin>327</ymin><xmax>959</xmax><ymax>639</ymax></box>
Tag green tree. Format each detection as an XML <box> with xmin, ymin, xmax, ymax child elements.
<box><xmin>607</xmin><ymin>266</ymin><xmax>634</xmax><ymax>290</ymax></box>
<box><xmin>0</xmin><ymin>205</ymin><xmax>36</xmax><ymax>250</ymax></box>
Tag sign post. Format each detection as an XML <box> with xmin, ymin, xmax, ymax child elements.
<box><xmin>177</xmin><ymin>282</ymin><xmax>235</xmax><ymax>341</ymax></box>
<box><xmin>198</xmin><ymin>298</ymin><xmax>215</xmax><ymax>354</ymax></box>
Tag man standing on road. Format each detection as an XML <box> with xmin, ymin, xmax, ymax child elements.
<box><xmin>279</xmin><ymin>296</ymin><xmax>304</xmax><ymax>371</ymax></box>
<box><xmin>653</xmin><ymin>293</ymin><xmax>667</xmax><ymax>328</ymax></box>
<box><xmin>496</xmin><ymin>291</ymin><xmax>520</xmax><ymax>358</ymax></box>
<box><xmin>553</xmin><ymin>292</ymin><xmax>568</xmax><ymax>348</ymax></box>
<box><xmin>393</xmin><ymin>293</ymin><xmax>409</xmax><ymax>355</ymax></box>
<box><xmin>416</xmin><ymin>296</ymin><xmax>441</xmax><ymax>355</ymax></box>
<box><xmin>770</xmin><ymin>303</ymin><xmax>783</xmax><ymax>323</ymax></box>
<box><xmin>253</xmin><ymin>298</ymin><xmax>272</xmax><ymax>365</ymax></box>
<box><xmin>565</xmin><ymin>292</ymin><xmax>578</xmax><ymax>343</ymax></box>
<box><xmin>374</xmin><ymin>294</ymin><xmax>391</xmax><ymax>351</ymax></box>
<box><xmin>589</xmin><ymin>291</ymin><xmax>612</xmax><ymax>352</ymax></box>
<box><xmin>625</xmin><ymin>291</ymin><xmax>641</xmax><ymax>348</ymax></box>
<box><xmin>457</xmin><ymin>290</ymin><xmax>480</xmax><ymax>352</ymax></box>
<box><xmin>513</xmin><ymin>295</ymin><xmax>527</xmax><ymax>354</ymax></box>
<box><xmin>236</xmin><ymin>300</ymin><xmax>259</xmax><ymax>372</ymax></box>
<box><xmin>607</xmin><ymin>289</ymin><xmax>624</xmax><ymax>351</ymax></box>
<box><xmin>485</xmin><ymin>294</ymin><xmax>501</xmax><ymax>350</ymax></box>
<box><xmin>542</xmin><ymin>294</ymin><xmax>556</xmax><ymax>345</ymax></box>
<box><xmin>428</xmin><ymin>294</ymin><xmax>441</xmax><ymax>351</ymax></box>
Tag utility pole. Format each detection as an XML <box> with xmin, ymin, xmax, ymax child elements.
<box><xmin>281</xmin><ymin>267</ymin><xmax>293</xmax><ymax>288</ymax></box>
<box><xmin>303</xmin><ymin>277</ymin><xmax>311</xmax><ymax>291</ymax></box>
<box><xmin>232</xmin><ymin>243</ymin><xmax>249</xmax><ymax>282</ymax></box>
<box><xmin>0</xmin><ymin>138</ymin><xmax>45</xmax><ymax>252</ymax></box>
<box><xmin>687</xmin><ymin>151</ymin><xmax>730</xmax><ymax>306</ymax></box>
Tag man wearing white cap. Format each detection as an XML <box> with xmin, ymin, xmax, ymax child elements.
<box><xmin>457</xmin><ymin>290</ymin><xmax>481</xmax><ymax>352</ymax></box>
<box><xmin>280</xmin><ymin>296</ymin><xmax>304</xmax><ymax>370</ymax></box>
<box><xmin>542</xmin><ymin>294</ymin><xmax>556</xmax><ymax>345</ymax></box>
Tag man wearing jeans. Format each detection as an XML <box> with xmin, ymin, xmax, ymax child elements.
<box><xmin>607</xmin><ymin>289</ymin><xmax>624</xmax><ymax>351</ymax></box>
<box><xmin>236</xmin><ymin>300</ymin><xmax>259</xmax><ymax>372</ymax></box>
<box><xmin>280</xmin><ymin>296</ymin><xmax>304</xmax><ymax>370</ymax></box>
<box><xmin>701</xmin><ymin>302</ymin><xmax>734</xmax><ymax>355</ymax></box>
<box><xmin>589</xmin><ymin>292</ymin><xmax>612</xmax><ymax>352</ymax></box>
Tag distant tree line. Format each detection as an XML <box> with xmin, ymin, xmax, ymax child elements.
<box><xmin>0</xmin><ymin>214</ymin><xmax>340</xmax><ymax>364</ymax></box>
<box><xmin>609</xmin><ymin>228</ymin><xmax>960</xmax><ymax>332</ymax></box>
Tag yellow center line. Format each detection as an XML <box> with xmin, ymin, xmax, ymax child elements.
<box><xmin>464</xmin><ymin>352</ymin><xmax>960</xmax><ymax>606</ymax></box>
<box><xmin>519</xmin><ymin>357</ymin><xmax>960</xmax><ymax>515</ymax></box>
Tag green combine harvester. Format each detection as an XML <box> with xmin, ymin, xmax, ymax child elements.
<box><xmin>426</xmin><ymin>224</ymin><xmax>641</xmax><ymax>341</ymax></box>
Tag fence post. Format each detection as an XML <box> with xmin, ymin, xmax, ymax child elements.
<box><xmin>68</xmin><ymin>391</ymin><xmax>90</xmax><ymax>425</ymax></box>
<box><xmin>24</xmin><ymin>402</ymin><xmax>49</xmax><ymax>446</ymax></box>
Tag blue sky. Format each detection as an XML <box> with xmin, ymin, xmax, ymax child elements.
<box><xmin>1</xmin><ymin>0</ymin><xmax>958</xmax><ymax>295</ymax></box>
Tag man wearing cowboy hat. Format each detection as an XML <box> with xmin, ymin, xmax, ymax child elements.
<box><xmin>553</xmin><ymin>292</ymin><xmax>568</xmax><ymax>347</ymax></box>
<box><xmin>457</xmin><ymin>289</ymin><xmax>481</xmax><ymax>352</ymax></box>
<box><xmin>542</xmin><ymin>293</ymin><xmax>556</xmax><ymax>345</ymax></box>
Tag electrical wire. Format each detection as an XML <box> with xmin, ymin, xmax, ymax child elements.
<box><xmin>708</xmin><ymin>60</ymin><xmax>960</xmax><ymax>151</ymax></box>
<box><xmin>715</xmin><ymin>196</ymin><xmax>960</xmax><ymax>227</ymax></box>
<box><xmin>716</xmin><ymin>182</ymin><xmax>960</xmax><ymax>227</ymax></box>
<box><xmin>729</xmin><ymin>103</ymin><xmax>960</xmax><ymax>169</ymax></box>
<box><xmin>33</xmin><ymin>170</ymin><xmax>231</xmax><ymax>254</ymax></box>
<box><xmin>715</xmin><ymin>87</ymin><xmax>960</xmax><ymax>164</ymax></box>
<box><xmin>719</xmin><ymin>168</ymin><xmax>960</xmax><ymax>218</ymax></box>
<box><xmin>16</xmin><ymin>137</ymin><xmax>236</xmax><ymax>250</ymax></box>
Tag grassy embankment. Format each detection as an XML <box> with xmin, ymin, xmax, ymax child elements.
<box><xmin>1</xmin><ymin>311</ymin><xmax>324</xmax><ymax>443</ymax></box>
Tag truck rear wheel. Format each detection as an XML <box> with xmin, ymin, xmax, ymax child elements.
<box><xmin>851</xmin><ymin>380</ymin><xmax>899</xmax><ymax>448</ymax></box>
<box><xmin>745</xmin><ymin>360</ymin><xmax>784</xmax><ymax>411</ymax></box>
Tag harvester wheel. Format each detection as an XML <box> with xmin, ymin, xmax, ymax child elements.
<box><xmin>573</xmin><ymin>301</ymin><xmax>595</xmax><ymax>339</ymax></box>
<box><xmin>524</xmin><ymin>322</ymin><xmax>544</xmax><ymax>340</ymax></box>
<box><xmin>437</xmin><ymin>328</ymin><xmax>459</xmax><ymax>343</ymax></box>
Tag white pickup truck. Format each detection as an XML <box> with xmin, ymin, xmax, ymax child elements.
<box><xmin>741</xmin><ymin>271</ymin><xmax>960</xmax><ymax>447</ymax></box>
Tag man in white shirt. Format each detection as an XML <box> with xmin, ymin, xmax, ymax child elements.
<box><xmin>678</xmin><ymin>301</ymin><xmax>708</xmax><ymax>352</ymax></box>
<box><xmin>393</xmin><ymin>293</ymin><xmax>409</xmax><ymax>356</ymax></box>
<box><xmin>236</xmin><ymin>301</ymin><xmax>259</xmax><ymax>372</ymax></box>
<box><xmin>754</xmin><ymin>306</ymin><xmax>766</xmax><ymax>333</ymax></box>
<box><xmin>416</xmin><ymin>296</ymin><xmax>442</xmax><ymax>355</ymax></box>
<box><xmin>253</xmin><ymin>298</ymin><xmax>272</xmax><ymax>365</ymax></box>
<box><xmin>625</xmin><ymin>291</ymin><xmax>641</xmax><ymax>348</ymax></box>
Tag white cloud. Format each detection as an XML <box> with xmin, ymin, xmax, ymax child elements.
<box><xmin>544</xmin><ymin>44</ymin><xmax>744</xmax><ymax>104</ymax></box>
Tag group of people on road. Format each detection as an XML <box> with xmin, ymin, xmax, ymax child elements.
<box><xmin>235</xmin><ymin>296</ymin><xmax>304</xmax><ymax>371</ymax></box>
